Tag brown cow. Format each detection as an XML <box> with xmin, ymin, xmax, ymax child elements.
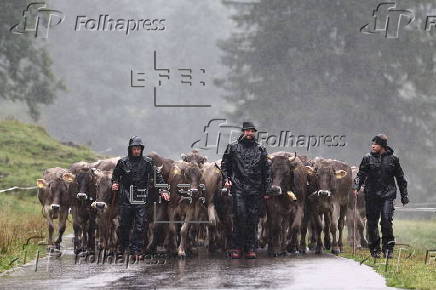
<box><xmin>305</xmin><ymin>158</ymin><xmax>351</xmax><ymax>254</ymax></box>
<box><xmin>68</xmin><ymin>168</ymin><xmax>98</xmax><ymax>255</ymax></box>
<box><xmin>37</xmin><ymin>167</ymin><xmax>74</xmax><ymax>252</ymax></box>
<box><xmin>346</xmin><ymin>166</ymin><xmax>368</xmax><ymax>248</ymax></box>
<box><xmin>202</xmin><ymin>160</ymin><xmax>233</xmax><ymax>253</ymax></box>
<box><xmin>91</xmin><ymin>169</ymin><xmax>119</xmax><ymax>254</ymax></box>
<box><xmin>265</xmin><ymin>152</ymin><xmax>307</xmax><ymax>256</ymax></box>
<box><xmin>93</xmin><ymin>157</ymin><xmax>120</xmax><ymax>171</ymax></box>
<box><xmin>166</xmin><ymin>161</ymin><xmax>206</xmax><ymax>257</ymax></box>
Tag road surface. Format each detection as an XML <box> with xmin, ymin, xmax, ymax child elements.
<box><xmin>0</xmin><ymin>235</ymin><xmax>393</xmax><ymax>289</ymax></box>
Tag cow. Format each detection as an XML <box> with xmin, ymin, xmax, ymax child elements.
<box><xmin>264</xmin><ymin>152</ymin><xmax>307</xmax><ymax>256</ymax></box>
<box><xmin>201</xmin><ymin>160</ymin><xmax>233</xmax><ymax>253</ymax></box>
<box><xmin>90</xmin><ymin>169</ymin><xmax>119</xmax><ymax>254</ymax></box>
<box><xmin>68</xmin><ymin>168</ymin><xmax>98</xmax><ymax>255</ymax></box>
<box><xmin>346</xmin><ymin>166</ymin><xmax>368</xmax><ymax>248</ymax></box>
<box><xmin>93</xmin><ymin>157</ymin><xmax>120</xmax><ymax>171</ymax></box>
<box><xmin>145</xmin><ymin>152</ymin><xmax>174</xmax><ymax>253</ymax></box>
<box><xmin>37</xmin><ymin>167</ymin><xmax>74</xmax><ymax>252</ymax></box>
<box><xmin>304</xmin><ymin>158</ymin><xmax>352</xmax><ymax>254</ymax></box>
<box><xmin>166</xmin><ymin>161</ymin><xmax>206</xmax><ymax>257</ymax></box>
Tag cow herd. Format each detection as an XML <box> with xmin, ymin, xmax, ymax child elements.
<box><xmin>36</xmin><ymin>150</ymin><xmax>368</xmax><ymax>258</ymax></box>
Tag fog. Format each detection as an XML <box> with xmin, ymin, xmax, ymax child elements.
<box><xmin>1</xmin><ymin>0</ymin><xmax>435</xmax><ymax>203</ymax></box>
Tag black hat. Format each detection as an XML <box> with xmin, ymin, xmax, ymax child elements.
<box><xmin>241</xmin><ymin>121</ymin><xmax>257</xmax><ymax>131</ymax></box>
<box><xmin>371</xmin><ymin>134</ymin><xmax>387</xmax><ymax>148</ymax></box>
<box><xmin>128</xmin><ymin>136</ymin><xmax>144</xmax><ymax>157</ymax></box>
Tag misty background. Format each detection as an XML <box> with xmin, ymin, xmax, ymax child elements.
<box><xmin>1</xmin><ymin>0</ymin><xmax>435</xmax><ymax>203</ymax></box>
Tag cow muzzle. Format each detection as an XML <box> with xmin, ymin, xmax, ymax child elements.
<box><xmin>91</xmin><ymin>201</ymin><xmax>107</xmax><ymax>210</ymax></box>
<box><xmin>50</xmin><ymin>203</ymin><xmax>60</xmax><ymax>210</ymax></box>
<box><xmin>270</xmin><ymin>185</ymin><xmax>282</xmax><ymax>195</ymax></box>
<box><xmin>76</xmin><ymin>192</ymin><xmax>88</xmax><ymax>200</ymax></box>
<box><xmin>317</xmin><ymin>190</ymin><xmax>331</xmax><ymax>197</ymax></box>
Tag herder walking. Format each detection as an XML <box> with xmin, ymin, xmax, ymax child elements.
<box><xmin>221</xmin><ymin>122</ymin><xmax>272</xmax><ymax>259</ymax></box>
<box><xmin>353</xmin><ymin>134</ymin><xmax>409</xmax><ymax>258</ymax></box>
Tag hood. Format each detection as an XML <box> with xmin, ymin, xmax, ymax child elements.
<box><xmin>128</xmin><ymin>136</ymin><xmax>144</xmax><ymax>158</ymax></box>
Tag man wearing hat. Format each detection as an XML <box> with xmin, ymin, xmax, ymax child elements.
<box><xmin>221</xmin><ymin>121</ymin><xmax>272</xmax><ymax>259</ymax></box>
<box><xmin>112</xmin><ymin>136</ymin><xmax>170</xmax><ymax>258</ymax></box>
<box><xmin>353</xmin><ymin>134</ymin><xmax>409</xmax><ymax>258</ymax></box>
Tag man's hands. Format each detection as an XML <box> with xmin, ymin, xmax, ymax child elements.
<box><xmin>224</xmin><ymin>179</ymin><xmax>232</xmax><ymax>189</ymax></box>
<box><xmin>161</xmin><ymin>190</ymin><xmax>170</xmax><ymax>201</ymax></box>
<box><xmin>352</xmin><ymin>189</ymin><xmax>358</xmax><ymax>197</ymax></box>
<box><xmin>112</xmin><ymin>183</ymin><xmax>119</xmax><ymax>191</ymax></box>
<box><xmin>401</xmin><ymin>195</ymin><xmax>409</xmax><ymax>206</ymax></box>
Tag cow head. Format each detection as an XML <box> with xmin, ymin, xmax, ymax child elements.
<box><xmin>71</xmin><ymin>168</ymin><xmax>97</xmax><ymax>204</ymax></box>
<box><xmin>44</xmin><ymin>172</ymin><xmax>74</xmax><ymax>218</ymax></box>
<box><xmin>174</xmin><ymin>162</ymin><xmax>206</xmax><ymax>202</ymax></box>
<box><xmin>91</xmin><ymin>169</ymin><xmax>113</xmax><ymax>212</ymax></box>
<box><xmin>305</xmin><ymin>159</ymin><xmax>347</xmax><ymax>199</ymax></box>
<box><xmin>181</xmin><ymin>150</ymin><xmax>208</xmax><ymax>168</ymax></box>
<box><xmin>270</xmin><ymin>152</ymin><xmax>297</xmax><ymax>197</ymax></box>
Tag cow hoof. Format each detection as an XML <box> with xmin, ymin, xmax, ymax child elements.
<box><xmin>315</xmin><ymin>248</ymin><xmax>323</xmax><ymax>255</ymax></box>
<box><xmin>332</xmin><ymin>248</ymin><xmax>340</xmax><ymax>255</ymax></box>
<box><xmin>290</xmin><ymin>250</ymin><xmax>300</xmax><ymax>256</ymax></box>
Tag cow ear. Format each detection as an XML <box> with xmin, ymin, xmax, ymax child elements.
<box><xmin>62</xmin><ymin>172</ymin><xmax>75</xmax><ymax>183</ymax></box>
<box><xmin>172</xmin><ymin>165</ymin><xmax>182</xmax><ymax>176</ymax></box>
<box><xmin>36</xmin><ymin>179</ymin><xmax>47</xmax><ymax>188</ymax></box>
<box><xmin>90</xmin><ymin>167</ymin><xmax>99</xmax><ymax>177</ymax></box>
<box><xmin>335</xmin><ymin>169</ymin><xmax>347</xmax><ymax>179</ymax></box>
<box><xmin>202</xmin><ymin>156</ymin><xmax>208</xmax><ymax>162</ymax></box>
<box><xmin>181</xmin><ymin>153</ymin><xmax>187</xmax><ymax>161</ymax></box>
<box><xmin>304</xmin><ymin>166</ymin><xmax>315</xmax><ymax>176</ymax></box>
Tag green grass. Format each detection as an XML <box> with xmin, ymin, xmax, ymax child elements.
<box><xmin>0</xmin><ymin>119</ymin><xmax>101</xmax><ymax>272</ymax></box>
<box><xmin>341</xmin><ymin>218</ymin><xmax>436</xmax><ymax>289</ymax></box>
<box><xmin>0</xmin><ymin>119</ymin><xmax>101</xmax><ymax>189</ymax></box>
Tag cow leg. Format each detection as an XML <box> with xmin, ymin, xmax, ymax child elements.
<box><xmin>338</xmin><ymin>204</ymin><xmax>347</xmax><ymax>253</ymax></box>
<box><xmin>330</xmin><ymin>203</ymin><xmax>340</xmax><ymax>255</ymax></box>
<box><xmin>178</xmin><ymin>208</ymin><xmax>194</xmax><ymax>257</ymax></box>
<box><xmin>267</xmin><ymin>204</ymin><xmax>281</xmax><ymax>257</ymax></box>
<box><xmin>146</xmin><ymin>203</ymin><xmax>167</xmax><ymax>253</ymax></box>
<box><xmin>314</xmin><ymin>213</ymin><xmax>324</xmax><ymax>254</ymax></box>
<box><xmin>289</xmin><ymin>203</ymin><xmax>303</xmax><ymax>254</ymax></box>
<box><xmin>323</xmin><ymin>212</ymin><xmax>331</xmax><ymax>250</ymax></box>
<box><xmin>167</xmin><ymin>208</ymin><xmax>178</xmax><ymax>256</ymax></box>
<box><xmin>54</xmin><ymin>208</ymin><xmax>68</xmax><ymax>250</ymax></box>
<box><xmin>346</xmin><ymin>208</ymin><xmax>354</xmax><ymax>247</ymax></box>
<box><xmin>87</xmin><ymin>210</ymin><xmax>97</xmax><ymax>253</ymax></box>
<box><xmin>358</xmin><ymin>217</ymin><xmax>368</xmax><ymax>248</ymax></box>
<box><xmin>45</xmin><ymin>206</ymin><xmax>55</xmax><ymax>248</ymax></box>
<box><xmin>72</xmin><ymin>207</ymin><xmax>83</xmax><ymax>254</ymax></box>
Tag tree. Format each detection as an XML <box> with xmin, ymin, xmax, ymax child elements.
<box><xmin>0</xmin><ymin>0</ymin><xmax>64</xmax><ymax>120</ymax></box>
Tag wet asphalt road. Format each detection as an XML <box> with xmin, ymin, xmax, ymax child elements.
<box><xmin>0</xmin><ymin>235</ymin><xmax>393</xmax><ymax>290</ymax></box>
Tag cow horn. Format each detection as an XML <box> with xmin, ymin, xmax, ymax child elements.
<box><xmin>267</xmin><ymin>154</ymin><xmax>272</xmax><ymax>160</ymax></box>
<box><xmin>288</xmin><ymin>154</ymin><xmax>296</xmax><ymax>163</ymax></box>
<box><xmin>335</xmin><ymin>169</ymin><xmax>347</xmax><ymax>179</ymax></box>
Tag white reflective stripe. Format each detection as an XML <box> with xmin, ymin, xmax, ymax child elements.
<box><xmin>395</xmin><ymin>207</ymin><xmax>436</xmax><ymax>212</ymax></box>
<box><xmin>0</xmin><ymin>186</ymin><xmax>37</xmax><ymax>193</ymax></box>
